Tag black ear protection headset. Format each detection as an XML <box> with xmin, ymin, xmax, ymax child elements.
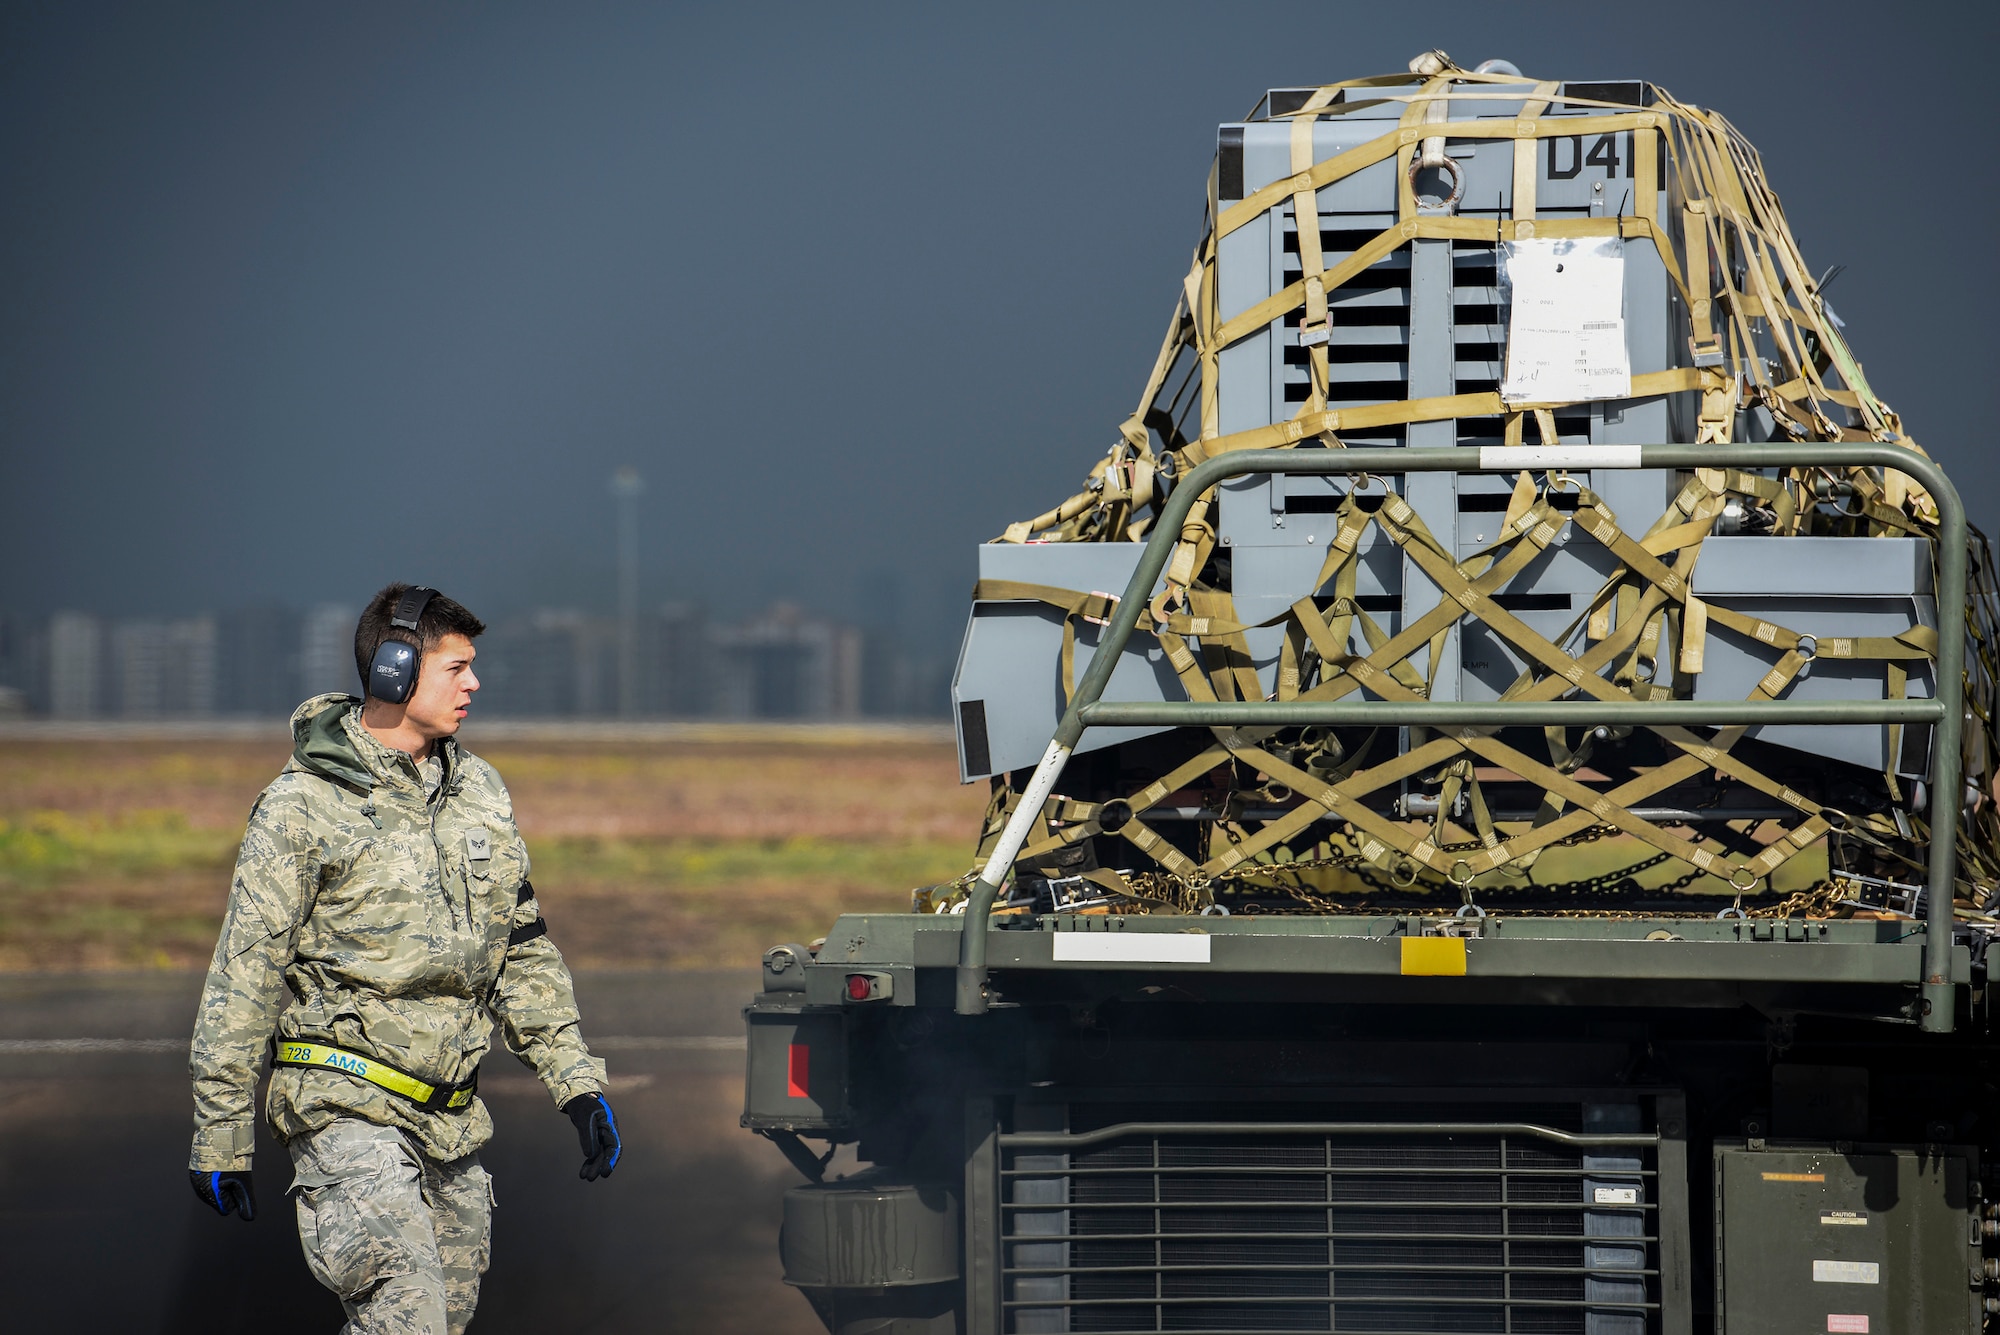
<box><xmin>366</xmin><ymin>586</ymin><xmax>439</xmax><ymax>705</ymax></box>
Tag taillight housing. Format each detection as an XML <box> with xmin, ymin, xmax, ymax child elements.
<box><xmin>844</xmin><ymin>971</ymin><xmax>893</xmax><ymax>1002</ymax></box>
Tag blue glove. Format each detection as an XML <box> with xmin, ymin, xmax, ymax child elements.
<box><xmin>562</xmin><ymin>1093</ymin><xmax>621</xmax><ymax>1181</ymax></box>
<box><xmin>190</xmin><ymin>1168</ymin><xmax>257</xmax><ymax>1220</ymax></box>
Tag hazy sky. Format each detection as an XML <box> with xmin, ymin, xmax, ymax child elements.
<box><xmin>4</xmin><ymin>2</ymin><xmax>1994</xmax><ymax>649</ymax></box>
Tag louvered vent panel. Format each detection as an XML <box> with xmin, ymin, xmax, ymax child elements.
<box><xmin>1001</xmin><ymin>1105</ymin><xmax>1658</xmax><ymax>1334</ymax></box>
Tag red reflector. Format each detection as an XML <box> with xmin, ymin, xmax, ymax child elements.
<box><xmin>846</xmin><ymin>974</ymin><xmax>872</xmax><ymax>1001</ymax></box>
<box><xmin>786</xmin><ymin>1043</ymin><xmax>809</xmax><ymax>1098</ymax></box>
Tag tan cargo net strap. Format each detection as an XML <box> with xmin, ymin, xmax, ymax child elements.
<box><xmin>994</xmin><ymin>470</ymin><xmax>1933</xmax><ymax>902</ymax></box>
<box><xmin>998</xmin><ymin>55</ymin><xmax>1930</xmax><ymax>563</ymax></box>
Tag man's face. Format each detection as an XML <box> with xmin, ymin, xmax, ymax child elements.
<box><xmin>405</xmin><ymin>633</ymin><xmax>480</xmax><ymax>739</ymax></box>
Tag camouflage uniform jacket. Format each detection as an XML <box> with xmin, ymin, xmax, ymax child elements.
<box><xmin>189</xmin><ymin>693</ymin><xmax>606</xmax><ymax>1171</ymax></box>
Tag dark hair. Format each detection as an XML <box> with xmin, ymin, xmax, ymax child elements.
<box><xmin>353</xmin><ymin>584</ymin><xmax>487</xmax><ymax>689</ymax></box>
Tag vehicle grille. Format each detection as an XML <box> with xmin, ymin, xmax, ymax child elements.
<box><xmin>1000</xmin><ymin>1104</ymin><xmax>1658</xmax><ymax>1334</ymax></box>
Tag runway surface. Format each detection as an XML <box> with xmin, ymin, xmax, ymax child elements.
<box><xmin>0</xmin><ymin>970</ymin><xmax>828</xmax><ymax>1333</ymax></box>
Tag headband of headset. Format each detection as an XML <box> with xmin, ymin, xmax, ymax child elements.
<box><xmin>366</xmin><ymin>586</ymin><xmax>439</xmax><ymax>705</ymax></box>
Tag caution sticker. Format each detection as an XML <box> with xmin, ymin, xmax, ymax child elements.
<box><xmin>1820</xmin><ymin>1211</ymin><xmax>1868</xmax><ymax>1227</ymax></box>
<box><xmin>1813</xmin><ymin>1260</ymin><xmax>1880</xmax><ymax>1285</ymax></box>
<box><xmin>1827</xmin><ymin>1317</ymin><xmax>1869</xmax><ymax>1333</ymax></box>
<box><xmin>1400</xmin><ymin>936</ymin><xmax>1467</xmax><ymax>976</ymax></box>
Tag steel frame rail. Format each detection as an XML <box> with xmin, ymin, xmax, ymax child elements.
<box><xmin>998</xmin><ymin>1119</ymin><xmax>1659</xmax><ymax>1150</ymax></box>
<box><xmin>956</xmin><ymin>445</ymin><xmax>1967</xmax><ymax>1031</ymax></box>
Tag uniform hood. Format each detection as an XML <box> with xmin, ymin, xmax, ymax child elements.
<box><xmin>288</xmin><ymin>692</ymin><xmax>460</xmax><ymax>794</ymax></box>
<box><xmin>290</xmin><ymin>694</ymin><xmax>377</xmax><ymax>791</ymax></box>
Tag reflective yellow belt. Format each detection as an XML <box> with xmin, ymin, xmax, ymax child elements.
<box><xmin>273</xmin><ymin>1041</ymin><xmax>477</xmax><ymax>1112</ymax></box>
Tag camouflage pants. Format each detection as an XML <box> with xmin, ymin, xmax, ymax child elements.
<box><xmin>288</xmin><ymin>1118</ymin><xmax>494</xmax><ymax>1335</ymax></box>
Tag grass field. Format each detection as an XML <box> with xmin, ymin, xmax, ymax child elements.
<box><xmin>0</xmin><ymin>734</ymin><xmax>988</xmax><ymax>970</ymax></box>
<box><xmin>1</xmin><ymin>729</ymin><xmax>1835</xmax><ymax>970</ymax></box>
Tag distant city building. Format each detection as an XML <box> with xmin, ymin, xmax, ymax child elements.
<box><xmin>0</xmin><ymin>596</ymin><xmax>950</xmax><ymax>720</ymax></box>
<box><xmin>300</xmin><ymin>604</ymin><xmax>358</xmax><ymax>699</ymax></box>
<box><xmin>217</xmin><ymin>607</ymin><xmax>303</xmax><ymax>718</ymax></box>
<box><xmin>711</xmin><ymin>602</ymin><xmax>861</xmax><ymax>720</ymax></box>
<box><xmin>859</xmin><ymin>626</ymin><xmax>952</xmax><ymax>719</ymax></box>
<box><xmin>111</xmin><ymin>622</ymin><xmax>166</xmax><ymax>717</ymax></box>
<box><xmin>111</xmin><ymin>617</ymin><xmax>217</xmax><ymax>717</ymax></box>
<box><xmin>173</xmin><ymin>618</ymin><xmax>220</xmax><ymax>715</ymax></box>
<box><xmin>478</xmin><ymin>610</ymin><xmax>615</xmax><ymax>717</ymax></box>
<box><xmin>48</xmin><ymin>612</ymin><xmax>104</xmax><ymax>718</ymax></box>
<box><xmin>639</xmin><ymin>602</ymin><xmax>710</xmax><ymax>717</ymax></box>
<box><xmin>481</xmin><ymin>603</ymin><xmax>712</xmax><ymax>719</ymax></box>
<box><xmin>0</xmin><ymin>613</ymin><xmax>43</xmax><ymax>716</ymax></box>
<box><xmin>853</xmin><ymin>566</ymin><xmax>958</xmax><ymax>719</ymax></box>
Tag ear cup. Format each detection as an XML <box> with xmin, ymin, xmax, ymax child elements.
<box><xmin>367</xmin><ymin>639</ymin><xmax>420</xmax><ymax>704</ymax></box>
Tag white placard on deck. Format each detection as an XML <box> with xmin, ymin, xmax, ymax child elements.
<box><xmin>1051</xmin><ymin>933</ymin><xmax>1212</xmax><ymax>964</ymax></box>
<box><xmin>1477</xmin><ymin>445</ymin><xmax>1642</xmax><ymax>471</ymax></box>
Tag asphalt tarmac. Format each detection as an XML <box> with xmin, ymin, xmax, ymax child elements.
<box><xmin>0</xmin><ymin>970</ymin><xmax>831</xmax><ymax>1333</ymax></box>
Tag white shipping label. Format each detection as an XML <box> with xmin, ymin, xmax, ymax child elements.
<box><xmin>1500</xmin><ymin>237</ymin><xmax>1631</xmax><ymax>404</ymax></box>
<box><xmin>1813</xmin><ymin>1260</ymin><xmax>1880</xmax><ymax>1285</ymax></box>
<box><xmin>1592</xmin><ymin>1187</ymin><xmax>1639</xmax><ymax>1205</ymax></box>
<box><xmin>1051</xmin><ymin>933</ymin><xmax>1211</xmax><ymax>964</ymax></box>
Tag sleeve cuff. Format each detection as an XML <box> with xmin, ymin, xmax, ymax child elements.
<box><xmin>545</xmin><ymin>1055</ymin><xmax>609</xmax><ymax>1109</ymax></box>
<box><xmin>189</xmin><ymin>1123</ymin><xmax>257</xmax><ymax>1171</ymax></box>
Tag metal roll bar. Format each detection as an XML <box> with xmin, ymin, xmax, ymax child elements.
<box><xmin>955</xmin><ymin>444</ymin><xmax>1966</xmax><ymax>1033</ymax></box>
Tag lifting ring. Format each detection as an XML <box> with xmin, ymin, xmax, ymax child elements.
<box><xmin>1547</xmin><ymin>471</ymin><xmax>1583</xmax><ymax>494</ymax></box>
<box><xmin>1389</xmin><ymin>859</ymin><xmax>1421</xmax><ymax>888</ymax></box>
<box><xmin>1407</xmin><ymin>154</ymin><xmax>1465</xmax><ymax>212</ymax></box>
<box><xmin>1346</xmin><ymin>471</ymin><xmax>1385</xmax><ymax>494</ymax></box>
<box><xmin>1824</xmin><ymin>468</ymin><xmax>1869</xmax><ymax>518</ymax></box>
<box><xmin>1795</xmin><ymin>634</ymin><xmax>1818</xmax><ymax>662</ymax></box>
<box><xmin>1728</xmin><ymin>865</ymin><xmax>1762</xmax><ymax>893</ymax></box>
